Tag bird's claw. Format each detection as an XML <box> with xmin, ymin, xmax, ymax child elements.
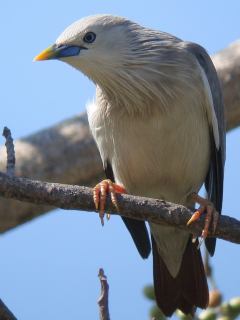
<box><xmin>187</xmin><ymin>193</ymin><xmax>219</xmax><ymax>247</ymax></box>
<box><xmin>93</xmin><ymin>179</ymin><xmax>126</xmax><ymax>225</ymax></box>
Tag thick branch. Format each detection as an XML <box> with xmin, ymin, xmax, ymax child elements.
<box><xmin>0</xmin><ymin>172</ymin><xmax>239</xmax><ymax>244</ymax></box>
<box><xmin>0</xmin><ymin>114</ymin><xmax>103</xmax><ymax>232</ymax></box>
<box><xmin>0</xmin><ymin>40</ymin><xmax>240</xmax><ymax>232</ymax></box>
<box><xmin>0</xmin><ymin>299</ymin><xmax>17</xmax><ymax>320</ymax></box>
<box><xmin>212</xmin><ymin>40</ymin><xmax>240</xmax><ymax>131</ymax></box>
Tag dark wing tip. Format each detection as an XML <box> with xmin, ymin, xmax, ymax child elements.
<box><xmin>122</xmin><ymin>217</ymin><xmax>151</xmax><ymax>259</ymax></box>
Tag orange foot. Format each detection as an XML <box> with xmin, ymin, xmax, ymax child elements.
<box><xmin>187</xmin><ymin>193</ymin><xmax>219</xmax><ymax>247</ymax></box>
<box><xmin>93</xmin><ymin>179</ymin><xmax>126</xmax><ymax>226</ymax></box>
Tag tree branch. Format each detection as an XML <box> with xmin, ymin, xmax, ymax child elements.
<box><xmin>212</xmin><ymin>40</ymin><xmax>240</xmax><ymax>131</ymax></box>
<box><xmin>0</xmin><ymin>299</ymin><xmax>17</xmax><ymax>320</ymax></box>
<box><xmin>0</xmin><ymin>40</ymin><xmax>240</xmax><ymax>233</ymax></box>
<box><xmin>2</xmin><ymin>127</ymin><xmax>15</xmax><ymax>177</ymax></box>
<box><xmin>98</xmin><ymin>269</ymin><xmax>110</xmax><ymax>320</ymax></box>
<box><xmin>0</xmin><ymin>172</ymin><xmax>239</xmax><ymax>244</ymax></box>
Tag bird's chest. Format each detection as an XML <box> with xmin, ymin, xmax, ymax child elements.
<box><xmin>88</xmin><ymin>104</ymin><xmax>210</xmax><ymax>204</ymax></box>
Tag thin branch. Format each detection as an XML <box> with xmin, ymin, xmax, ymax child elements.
<box><xmin>98</xmin><ymin>269</ymin><xmax>110</xmax><ymax>320</ymax></box>
<box><xmin>0</xmin><ymin>131</ymin><xmax>18</xmax><ymax>320</ymax></box>
<box><xmin>0</xmin><ymin>299</ymin><xmax>17</xmax><ymax>320</ymax></box>
<box><xmin>0</xmin><ymin>172</ymin><xmax>239</xmax><ymax>244</ymax></box>
<box><xmin>2</xmin><ymin>127</ymin><xmax>15</xmax><ymax>176</ymax></box>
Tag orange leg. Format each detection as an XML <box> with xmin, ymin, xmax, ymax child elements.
<box><xmin>93</xmin><ymin>179</ymin><xmax>126</xmax><ymax>226</ymax></box>
<box><xmin>187</xmin><ymin>193</ymin><xmax>219</xmax><ymax>246</ymax></box>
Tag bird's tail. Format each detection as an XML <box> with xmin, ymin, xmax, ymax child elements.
<box><xmin>152</xmin><ymin>236</ymin><xmax>209</xmax><ymax>317</ymax></box>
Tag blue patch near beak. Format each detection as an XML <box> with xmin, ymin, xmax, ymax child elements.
<box><xmin>54</xmin><ymin>44</ymin><xmax>83</xmax><ymax>58</ymax></box>
<box><xmin>34</xmin><ymin>44</ymin><xmax>85</xmax><ymax>61</ymax></box>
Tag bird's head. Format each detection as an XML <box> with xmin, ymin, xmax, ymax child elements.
<box><xmin>34</xmin><ymin>14</ymin><xmax>181</xmax><ymax>110</ymax></box>
<box><xmin>34</xmin><ymin>15</ymin><xmax>140</xmax><ymax>82</ymax></box>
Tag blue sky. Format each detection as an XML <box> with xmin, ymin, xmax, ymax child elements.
<box><xmin>0</xmin><ymin>1</ymin><xmax>240</xmax><ymax>319</ymax></box>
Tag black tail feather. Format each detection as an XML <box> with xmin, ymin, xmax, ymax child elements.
<box><xmin>152</xmin><ymin>236</ymin><xmax>209</xmax><ymax>317</ymax></box>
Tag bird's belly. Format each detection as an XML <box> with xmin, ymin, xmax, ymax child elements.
<box><xmin>89</xmin><ymin>101</ymin><xmax>211</xmax><ymax>277</ymax></box>
<box><xmin>106</xmin><ymin>112</ymin><xmax>210</xmax><ymax>206</ymax></box>
<box><xmin>108</xmin><ymin>111</ymin><xmax>211</xmax><ymax>277</ymax></box>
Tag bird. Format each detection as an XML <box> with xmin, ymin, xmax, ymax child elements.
<box><xmin>34</xmin><ymin>14</ymin><xmax>225</xmax><ymax>317</ymax></box>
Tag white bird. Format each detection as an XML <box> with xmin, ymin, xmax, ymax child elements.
<box><xmin>34</xmin><ymin>14</ymin><xmax>225</xmax><ymax>316</ymax></box>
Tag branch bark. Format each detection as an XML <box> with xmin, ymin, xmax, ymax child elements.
<box><xmin>0</xmin><ymin>172</ymin><xmax>239</xmax><ymax>244</ymax></box>
<box><xmin>212</xmin><ymin>40</ymin><xmax>240</xmax><ymax>131</ymax></box>
<box><xmin>0</xmin><ymin>299</ymin><xmax>17</xmax><ymax>320</ymax></box>
<box><xmin>0</xmin><ymin>114</ymin><xmax>103</xmax><ymax>232</ymax></box>
<box><xmin>98</xmin><ymin>269</ymin><xmax>110</xmax><ymax>320</ymax></box>
<box><xmin>2</xmin><ymin>127</ymin><xmax>15</xmax><ymax>177</ymax></box>
<box><xmin>0</xmin><ymin>40</ymin><xmax>240</xmax><ymax>233</ymax></box>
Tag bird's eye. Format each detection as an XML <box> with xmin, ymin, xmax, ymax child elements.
<box><xmin>83</xmin><ymin>32</ymin><xmax>96</xmax><ymax>43</ymax></box>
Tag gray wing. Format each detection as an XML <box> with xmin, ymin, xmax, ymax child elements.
<box><xmin>183</xmin><ymin>42</ymin><xmax>226</xmax><ymax>256</ymax></box>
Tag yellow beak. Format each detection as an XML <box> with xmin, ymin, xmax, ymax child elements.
<box><xmin>34</xmin><ymin>44</ymin><xmax>82</xmax><ymax>62</ymax></box>
<box><xmin>34</xmin><ymin>45</ymin><xmax>57</xmax><ymax>61</ymax></box>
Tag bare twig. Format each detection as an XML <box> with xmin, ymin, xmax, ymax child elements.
<box><xmin>0</xmin><ymin>172</ymin><xmax>239</xmax><ymax>244</ymax></box>
<box><xmin>98</xmin><ymin>269</ymin><xmax>110</xmax><ymax>320</ymax></box>
<box><xmin>0</xmin><ymin>299</ymin><xmax>17</xmax><ymax>320</ymax></box>
<box><xmin>0</xmin><ymin>131</ymin><xmax>18</xmax><ymax>319</ymax></box>
<box><xmin>2</xmin><ymin>127</ymin><xmax>15</xmax><ymax>176</ymax></box>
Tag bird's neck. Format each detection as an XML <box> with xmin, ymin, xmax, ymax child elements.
<box><xmin>82</xmin><ymin>45</ymin><xmax>195</xmax><ymax>116</ymax></box>
<box><xmin>94</xmin><ymin>66</ymin><xmax>177</xmax><ymax>117</ymax></box>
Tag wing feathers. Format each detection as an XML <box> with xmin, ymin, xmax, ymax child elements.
<box><xmin>183</xmin><ymin>42</ymin><xmax>225</xmax><ymax>256</ymax></box>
